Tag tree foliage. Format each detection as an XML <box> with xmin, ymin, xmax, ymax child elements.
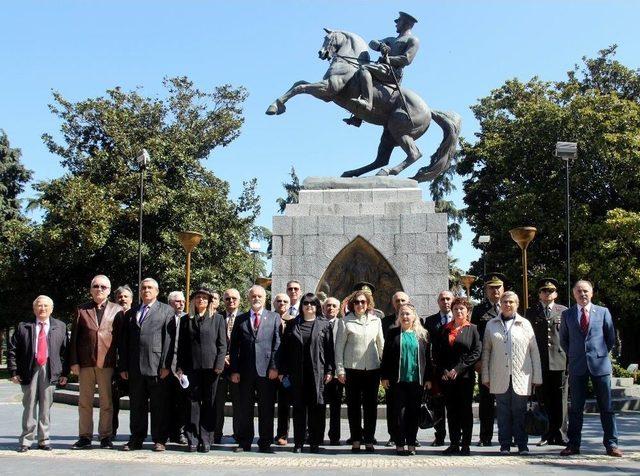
<box><xmin>458</xmin><ymin>46</ymin><xmax>640</xmax><ymax>363</ymax></box>
<box><xmin>5</xmin><ymin>77</ymin><xmax>264</xmax><ymax>323</ymax></box>
<box><xmin>276</xmin><ymin>166</ymin><xmax>300</xmax><ymax>214</ymax></box>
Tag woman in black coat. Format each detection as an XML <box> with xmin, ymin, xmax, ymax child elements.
<box><xmin>432</xmin><ymin>297</ymin><xmax>481</xmax><ymax>456</ymax></box>
<box><xmin>380</xmin><ymin>303</ymin><xmax>431</xmax><ymax>456</ymax></box>
<box><xmin>176</xmin><ymin>286</ymin><xmax>227</xmax><ymax>452</ymax></box>
<box><xmin>278</xmin><ymin>293</ymin><xmax>334</xmax><ymax>453</ymax></box>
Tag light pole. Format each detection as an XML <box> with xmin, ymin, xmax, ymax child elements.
<box><xmin>136</xmin><ymin>149</ymin><xmax>150</xmax><ymax>302</ymax></box>
<box><xmin>249</xmin><ymin>241</ymin><xmax>261</xmax><ymax>284</ymax></box>
<box><xmin>478</xmin><ymin>235</ymin><xmax>491</xmax><ymax>277</ymax></box>
<box><xmin>178</xmin><ymin>231</ymin><xmax>203</xmax><ymax>311</ymax></box>
<box><xmin>555</xmin><ymin>141</ymin><xmax>578</xmax><ymax>306</ymax></box>
<box><xmin>509</xmin><ymin>226</ymin><xmax>537</xmax><ymax>311</ymax></box>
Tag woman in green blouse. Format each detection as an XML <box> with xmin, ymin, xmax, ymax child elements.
<box><xmin>380</xmin><ymin>304</ymin><xmax>431</xmax><ymax>455</ymax></box>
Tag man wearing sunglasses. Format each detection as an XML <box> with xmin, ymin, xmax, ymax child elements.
<box><xmin>69</xmin><ymin>275</ymin><xmax>124</xmax><ymax>450</ymax></box>
<box><xmin>286</xmin><ymin>280</ymin><xmax>302</xmax><ymax>317</ymax></box>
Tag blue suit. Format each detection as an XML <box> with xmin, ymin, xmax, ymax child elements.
<box><xmin>560</xmin><ymin>304</ymin><xmax>618</xmax><ymax>450</ymax></box>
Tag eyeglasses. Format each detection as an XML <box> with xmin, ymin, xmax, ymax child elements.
<box><xmin>224</xmin><ymin>297</ymin><xmax>238</xmax><ymax>301</ymax></box>
<box><xmin>354</xmin><ymin>300</ymin><xmax>367</xmax><ymax>305</ymax></box>
<box><xmin>92</xmin><ymin>284</ymin><xmax>109</xmax><ymax>290</ymax></box>
<box><xmin>287</xmin><ymin>287</ymin><xmax>300</xmax><ymax>291</ymax></box>
<box><xmin>276</xmin><ymin>299</ymin><xmax>289</xmax><ymax>303</ymax></box>
<box><xmin>325</xmin><ymin>303</ymin><xmax>338</xmax><ymax>308</ymax></box>
<box><xmin>302</xmin><ymin>301</ymin><xmax>316</xmax><ymax>306</ymax></box>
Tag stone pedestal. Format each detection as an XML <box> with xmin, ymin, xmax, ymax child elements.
<box><xmin>271</xmin><ymin>177</ymin><xmax>448</xmax><ymax>317</ymax></box>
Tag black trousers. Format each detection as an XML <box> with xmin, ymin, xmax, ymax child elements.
<box><xmin>234</xmin><ymin>374</ymin><xmax>277</xmax><ymax>448</ymax></box>
<box><xmin>184</xmin><ymin>369</ymin><xmax>219</xmax><ymax>446</ymax></box>
<box><xmin>276</xmin><ymin>381</ymin><xmax>292</xmax><ymax>439</ymax></box>
<box><xmin>442</xmin><ymin>377</ymin><xmax>474</xmax><ymax>447</ymax></box>
<box><xmin>393</xmin><ymin>382</ymin><xmax>422</xmax><ymax>447</ymax></box>
<box><xmin>214</xmin><ymin>374</ymin><xmax>239</xmax><ymax>439</ymax></box>
<box><xmin>478</xmin><ymin>372</ymin><xmax>495</xmax><ymax>443</ymax></box>
<box><xmin>292</xmin><ymin>371</ymin><xmax>326</xmax><ymax>446</ymax></box>
<box><xmin>167</xmin><ymin>375</ymin><xmax>187</xmax><ymax>441</ymax></box>
<box><xmin>325</xmin><ymin>379</ymin><xmax>344</xmax><ymax>442</ymax></box>
<box><xmin>385</xmin><ymin>385</ymin><xmax>398</xmax><ymax>443</ymax></box>
<box><xmin>128</xmin><ymin>372</ymin><xmax>169</xmax><ymax>444</ymax></box>
<box><xmin>540</xmin><ymin>369</ymin><xmax>566</xmax><ymax>440</ymax></box>
<box><xmin>111</xmin><ymin>375</ymin><xmax>128</xmax><ymax>437</ymax></box>
<box><xmin>344</xmin><ymin>368</ymin><xmax>380</xmax><ymax>444</ymax></box>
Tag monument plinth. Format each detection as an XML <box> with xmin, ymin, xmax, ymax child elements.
<box><xmin>271</xmin><ymin>177</ymin><xmax>448</xmax><ymax>317</ymax></box>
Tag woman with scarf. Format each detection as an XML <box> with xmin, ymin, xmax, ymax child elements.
<box><xmin>176</xmin><ymin>285</ymin><xmax>227</xmax><ymax>453</ymax></box>
<box><xmin>432</xmin><ymin>297</ymin><xmax>481</xmax><ymax>456</ymax></box>
<box><xmin>380</xmin><ymin>303</ymin><xmax>431</xmax><ymax>456</ymax></box>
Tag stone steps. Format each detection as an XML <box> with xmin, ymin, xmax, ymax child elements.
<box><xmin>53</xmin><ymin>384</ymin><xmax>640</xmax><ymax>416</ymax></box>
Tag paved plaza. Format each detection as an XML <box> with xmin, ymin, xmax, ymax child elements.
<box><xmin>0</xmin><ymin>381</ymin><xmax>638</xmax><ymax>475</ymax></box>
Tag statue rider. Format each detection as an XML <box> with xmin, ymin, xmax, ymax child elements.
<box><xmin>345</xmin><ymin>11</ymin><xmax>420</xmax><ymax>127</ymax></box>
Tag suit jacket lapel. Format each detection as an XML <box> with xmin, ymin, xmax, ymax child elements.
<box><xmin>88</xmin><ymin>306</ymin><xmax>98</xmax><ymax>327</ymax></box>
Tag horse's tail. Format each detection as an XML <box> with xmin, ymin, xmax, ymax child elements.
<box><xmin>411</xmin><ymin>110</ymin><xmax>462</xmax><ymax>183</ymax></box>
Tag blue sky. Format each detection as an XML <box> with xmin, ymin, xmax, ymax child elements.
<box><xmin>2</xmin><ymin>0</ymin><xmax>639</xmax><ymax>271</ymax></box>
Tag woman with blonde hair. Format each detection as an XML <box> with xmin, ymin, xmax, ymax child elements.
<box><xmin>335</xmin><ymin>290</ymin><xmax>384</xmax><ymax>452</ymax></box>
<box><xmin>380</xmin><ymin>303</ymin><xmax>431</xmax><ymax>455</ymax></box>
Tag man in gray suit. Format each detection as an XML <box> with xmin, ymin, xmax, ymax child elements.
<box><xmin>525</xmin><ymin>278</ymin><xmax>568</xmax><ymax>446</ymax></box>
<box><xmin>9</xmin><ymin>295</ymin><xmax>69</xmax><ymax>452</ymax></box>
<box><xmin>118</xmin><ymin>278</ymin><xmax>175</xmax><ymax>452</ymax></box>
<box><xmin>229</xmin><ymin>285</ymin><xmax>281</xmax><ymax>453</ymax></box>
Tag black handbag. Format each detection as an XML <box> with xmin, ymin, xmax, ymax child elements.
<box><xmin>419</xmin><ymin>391</ymin><xmax>441</xmax><ymax>429</ymax></box>
<box><xmin>524</xmin><ymin>399</ymin><xmax>549</xmax><ymax>436</ymax></box>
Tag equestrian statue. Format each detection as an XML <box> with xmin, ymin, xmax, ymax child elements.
<box><xmin>266</xmin><ymin>12</ymin><xmax>461</xmax><ymax>182</ymax></box>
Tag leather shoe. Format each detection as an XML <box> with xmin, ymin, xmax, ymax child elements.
<box><xmin>364</xmin><ymin>444</ymin><xmax>375</xmax><ymax>453</ymax></box>
<box><xmin>72</xmin><ymin>437</ymin><xmax>92</xmax><ymax>450</ymax></box>
<box><xmin>606</xmin><ymin>447</ymin><xmax>623</xmax><ymax>457</ymax></box>
<box><xmin>329</xmin><ymin>439</ymin><xmax>340</xmax><ymax>446</ymax></box>
<box><xmin>476</xmin><ymin>440</ymin><xmax>492</xmax><ymax>447</ymax></box>
<box><xmin>38</xmin><ymin>444</ymin><xmax>52</xmax><ymax>451</ymax></box>
<box><xmin>385</xmin><ymin>439</ymin><xmax>395</xmax><ymax>447</ymax></box>
<box><xmin>100</xmin><ymin>438</ymin><xmax>113</xmax><ymax>449</ymax></box>
<box><xmin>198</xmin><ymin>444</ymin><xmax>210</xmax><ymax>453</ymax></box>
<box><xmin>560</xmin><ymin>446</ymin><xmax>580</xmax><ymax>456</ymax></box>
<box><xmin>213</xmin><ymin>435</ymin><xmax>222</xmax><ymax>444</ymax></box>
<box><xmin>152</xmin><ymin>442</ymin><xmax>166</xmax><ymax>452</ymax></box>
<box><xmin>122</xmin><ymin>441</ymin><xmax>142</xmax><ymax>451</ymax></box>
<box><xmin>310</xmin><ymin>445</ymin><xmax>322</xmax><ymax>453</ymax></box>
<box><xmin>442</xmin><ymin>445</ymin><xmax>460</xmax><ymax>455</ymax></box>
<box><xmin>537</xmin><ymin>438</ymin><xmax>548</xmax><ymax>447</ymax></box>
<box><xmin>18</xmin><ymin>445</ymin><xmax>30</xmax><ymax>453</ymax></box>
<box><xmin>258</xmin><ymin>445</ymin><xmax>274</xmax><ymax>454</ymax></box>
<box><xmin>292</xmin><ymin>445</ymin><xmax>302</xmax><ymax>453</ymax></box>
<box><xmin>431</xmin><ymin>439</ymin><xmax>445</xmax><ymax>447</ymax></box>
<box><xmin>460</xmin><ymin>446</ymin><xmax>470</xmax><ymax>456</ymax></box>
<box><xmin>187</xmin><ymin>445</ymin><xmax>197</xmax><ymax>452</ymax></box>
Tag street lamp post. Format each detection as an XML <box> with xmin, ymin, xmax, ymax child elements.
<box><xmin>136</xmin><ymin>149</ymin><xmax>150</xmax><ymax>302</ymax></box>
<box><xmin>555</xmin><ymin>142</ymin><xmax>578</xmax><ymax>306</ymax></box>
<box><xmin>177</xmin><ymin>231</ymin><xmax>203</xmax><ymax>311</ymax></box>
<box><xmin>249</xmin><ymin>241</ymin><xmax>261</xmax><ymax>284</ymax></box>
<box><xmin>509</xmin><ymin>227</ymin><xmax>537</xmax><ymax>311</ymax></box>
<box><xmin>478</xmin><ymin>235</ymin><xmax>491</xmax><ymax>276</ymax></box>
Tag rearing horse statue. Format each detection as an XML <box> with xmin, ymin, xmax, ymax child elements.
<box><xmin>266</xmin><ymin>29</ymin><xmax>461</xmax><ymax>182</ymax></box>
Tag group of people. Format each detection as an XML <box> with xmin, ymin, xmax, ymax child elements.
<box><xmin>7</xmin><ymin>273</ymin><xmax>623</xmax><ymax>458</ymax></box>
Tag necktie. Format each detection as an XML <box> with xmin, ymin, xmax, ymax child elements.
<box><xmin>580</xmin><ymin>307</ymin><xmax>589</xmax><ymax>334</ymax></box>
<box><xmin>36</xmin><ymin>322</ymin><xmax>48</xmax><ymax>366</ymax></box>
<box><xmin>254</xmin><ymin>311</ymin><xmax>261</xmax><ymax>331</ymax></box>
<box><xmin>289</xmin><ymin>306</ymin><xmax>296</xmax><ymax>316</ymax></box>
<box><xmin>139</xmin><ymin>305</ymin><xmax>149</xmax><ymax>325</ymax></box>
<box><xmin>495</xmin><ymin>303</ymin><xmax>500</xmax><ymax>314</ymax></box>
<box><xmin>544</xmin><ymin>306</ymin><xmax>551</xmax><ymax>319</ymax></box>
<box><xmin>227</xmin><ymin>314</ymin><xmax>235</xmax><ymax>339</ymax></box>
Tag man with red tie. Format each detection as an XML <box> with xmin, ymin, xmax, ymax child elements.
<box><xmin>229</xmin><ymin>285</ymin><xmax>281</xmax><ymax>453</ymax></box>
<box><xmin>8</xmin><ymin>295</ymin><xmax>69</xmax><ymax>452</ymax></box>
<box><xmin>559</xmin><ymin>280</ymin><xmax>622</xmax><ymax>457</ymax></box>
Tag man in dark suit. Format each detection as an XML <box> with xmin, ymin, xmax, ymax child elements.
<box><xmin>112</xmin><ymin>285</ymin><xmax>133</xmax><ymax>439</ymax></box>
<box><xmin>69</xmin><ymin>275</ymin><xmax>124</xmax><ymax>450</ymax></box>
<box><xmin>470</xmin><ymin>273</ymin><xmax>505</xmax><ymax>446</ymax></box>
<box><xmin>214</xmin><ymin>287</ymin><xmax>242</xmax><ymax>444</ymax></box>
<box><xmin>380</xmin><ymin>291</ymin><xmax>409</xmax><ymax>447</ymax></box>
<box><xmin>118</xmin><ymin>277</ymin><xmax>175</xmax><ymax>452</ymax></box>
<box><xmin>229</xmin><ymin>285</ymin><xmax>281</xmax><ymax>453</ymax></box>
<box><xmin>167</xmin><ymin>290</ymin><xmax>188</xmax><ymax>445</ymax></box>
<box><xmin>9</xmin><ymin>295</ymin><xmax>69</xmax><ymax>452</ymax></box>
<box><xmin>422</xmin><ymin>290</ymin><xmax>454</xmax><ymax>446</ymax></box>
<box><xmin>525</xmin><ymin>278</ymin><xmax>568</xmax><ymax>446</ymax></box>
<box><xmin>559</xmin><ymin>280</ymin><xmax>622</xmax><ymax>457</ymax></box>
<box><xmin>322</xmin><ymin>296</ymin><xmax>343</xmax><ymax>445</ymax></box>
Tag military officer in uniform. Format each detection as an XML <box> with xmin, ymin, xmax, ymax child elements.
<box><xmin>525</xmin><ymin>278</ymin><xmax>568</xmax><ymax>446</ymax></box>
<box><xmin>470</xmin><ymin>273</ymin><xmax>506</xmax><ymax>447</ymax></box>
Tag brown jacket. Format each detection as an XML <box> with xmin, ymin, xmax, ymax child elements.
<box><xmin>69</xmin><ymin>300</ymin><xmax>124</xmax><ymax>368</ymax></box>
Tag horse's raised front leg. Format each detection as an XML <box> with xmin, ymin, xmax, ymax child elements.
<box><xmin>342</xmin><ymin>128</ymin><xmax>395</xmax><ymax>177</ymax></box>
<box><xmin>266</xmin><ymin>80</ymin><xmax>331</xmax><ymax>115</ymax></box>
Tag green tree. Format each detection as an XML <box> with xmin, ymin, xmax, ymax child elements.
<box><xmin>15</xmin><ymin>77</ymin><xmax>262</xmax><ymax>321</ymax></box>
<box><xmin>276</xmin><ymin>166</ymin><xmax>300</xmax><ymax>213</ymax></box>
<box><xmin>458</xmin><ymin>46</ymin><xmax>640</xmax><ymax>363</ymax></box>
<box><xmin>429</xmin><ymin>153</ymin><xmax>464</xmax><ymax>250</ymax></box>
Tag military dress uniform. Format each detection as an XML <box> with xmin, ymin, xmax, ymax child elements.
<box><xmin>525</xmin><ymin>279</ymin><xmax>568</xmax><ymax>445</ymax></box>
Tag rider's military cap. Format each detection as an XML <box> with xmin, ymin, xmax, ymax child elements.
<box><xmin>398</xmin><ymin>11</ymin><xmax>418</xmax><ymax>24</ymax></box>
